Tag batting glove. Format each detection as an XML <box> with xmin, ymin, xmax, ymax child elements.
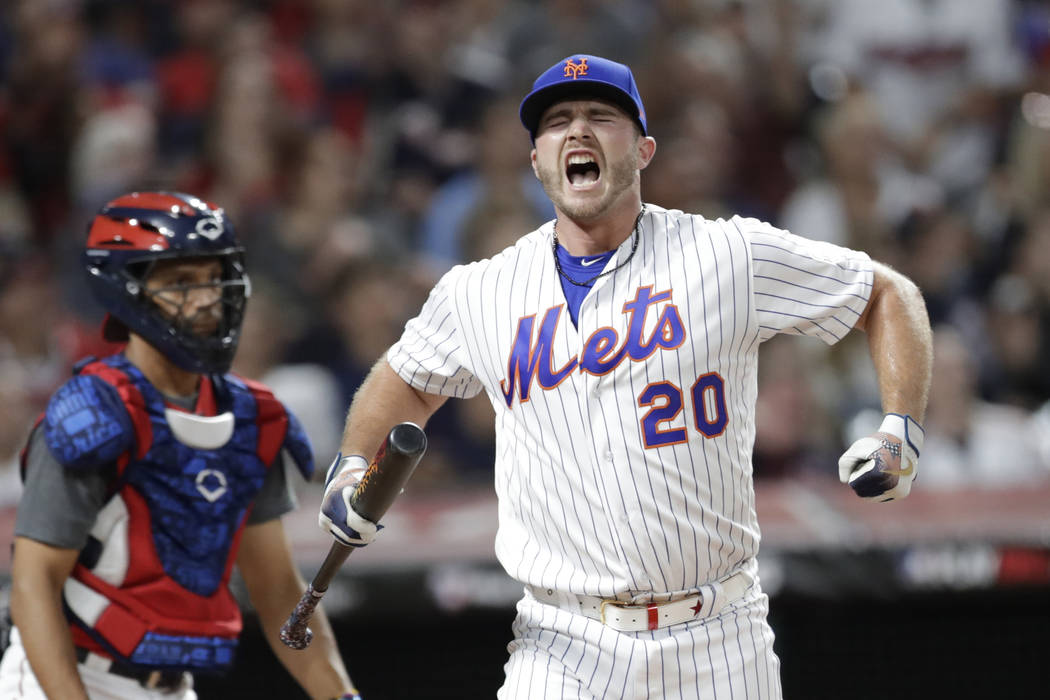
<box><xmin>318</xmin><ymin>453</ymin><xmax>380</xmax><ymax>547</ymax></box>
<box><xmin>838</xmin><ymin>413</ymin><xmax>923</xmax><ymax>502</ymax></box>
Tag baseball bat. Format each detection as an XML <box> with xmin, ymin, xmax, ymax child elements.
<box><xmin>279</xmin><ymin>422</ymin><xmax>427</xmax><ymax>650</ymax></box>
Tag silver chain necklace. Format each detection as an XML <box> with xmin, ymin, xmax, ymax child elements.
<box><xmin>552</xmin><ymin>204</ymin><xmax>645</xmax><ymax>287</ymax></box>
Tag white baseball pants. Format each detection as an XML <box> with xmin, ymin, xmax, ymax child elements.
<box><xmin>499</xmin><ymin>587</ymin><xmax>782</xmax><ymax>700</ymax></box>
<box><xmin>0</xmin><ymin>628</ymin><xmax>196</xmax><ymax>700</ymax></box>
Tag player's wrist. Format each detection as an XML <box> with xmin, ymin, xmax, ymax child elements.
<box><xmin>325</xmin><ymin>453</ymin><xmax>368</xmax><ymax>487</ymax></box>
<box><xmin>878</xmin><ymin>413</ymin><xmax>924</xmax><ymax>455</ymax></box>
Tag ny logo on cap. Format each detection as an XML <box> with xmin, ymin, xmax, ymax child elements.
<box><xmin>563</xmin><ymin>58</ymin><xmax>589</xmax><ymax>79</ymax></box>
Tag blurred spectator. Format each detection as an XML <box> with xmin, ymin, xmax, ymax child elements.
<box><xmin>753</xmin><ymin>335</ymin><xmax>841</xmax><ymax>480</ymax></box>
<box><xmin>299</xmin><ymin>0</ymin><xmax>389</xmax><ymax>144</ymax></box>
<box><xmin>417</xmin><ymin>94</ymin><xmax>553</xmax><ymax>271</ymax></box>
<box><xmin>0</xmin><ymin>256</ymin><xmax>112</xmax><ymax>504</ymax></box>
<box><xmin>3</xmin><ymin>0</ymin><xmax>84</xmax><ymax>241</ymax></box>
<box><xmin>78</xmin><ymin>0</ymin><xmax>156</xmax><ymax>107</ymax></box>
<box><xmin>378</xmin><ymin>1</ymin><xmax>499</xmax><ymax>184</ymax></box>
<box><xmin>975</xmin><ymin>208</ymin><xmax>1050</xmax><ymax>407</ymax></box>
<box><xmin>919</xmin><ymin>326</ymin><xmax>1050</xmax><ymax>489</ymax></box>
<box><xmin>70</xmin><ymin>100</ymin><xmax>158</xmax><ymax>211</ymax></box>
<box><xmin>897</xmin><ymin>207</ymin><xmax>980</xmax><ymax>327</ymax></box>
<box><xmin>643</xmin><ymin>96</ymin><xmax>741</xmax><ymax>221</ymax></box>
<box><xmin>287</xmin><ymin>260</ymin><xmax>427</xmax><ymax>409</ymax></box>
<box><xmin>155</xmin><ymin>0</ymin><xmax>236</xmax><ymax>165</ymax></box>
<box><xmin>231</xmin><ymin>280</ymin><xmax>344</xmax><ymax>464</ymax></box>
<box><xmin>779</xmin><ymin>91</ymin><xmax>941</xmax><ymax>255</ymax></box>
<box><xmin>980</xmin><ymin>274</ymin><xmax>1048</xmax><ymax>409</ymax></box>
<box><xmin>503</xmin><ymin>0</ymin><xmax>651</xmax><ymax>83</ymax></box>
<box><xmin>641</xmin><ymin>0</ymin><xmax>811</xmax><ymax>218</ymax></box>
<box><xmin>1003</xmin><ymin>0</ymin><xmax>1050</xmax><ymax>220</ymax></box>
<box><xmin>1012</xmin><ymin>206</ymin><xmax>1050</xmax><ymax>304</ymax></box>
<box><xmin>0</xmin><ymin>186</ymin><xmax>31</xmax><ymax>257</ymax></box>
<box><xmin>176</xmin><ymin>7</ymin><xmax>321</xmax><ymax>223</ymax></box>
<box><xmin>58</xmin><ymin>100</ymin><xmax>160</xmax><ymax>320</ymax></box>
<box><xmin>460</xmin><ymin>195</ymin><xmax>546</xmax><ymax>263</ymax></box>
<box><xmin>814</xmin><ymin>0</ymin><xmax>1024</xmax><ymax>199</ymax></box>
<box><xmin>250</xmin><ymin>125</ymin><xmax>382</xmax><ymax>308</ymax></box>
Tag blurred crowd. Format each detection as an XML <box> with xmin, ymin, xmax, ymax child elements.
<box><xmin>2</xmin><ymin>0</ymin><xmax>1050</xmax><ymax>504</ymax></box>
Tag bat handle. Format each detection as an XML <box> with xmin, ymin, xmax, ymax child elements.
<box><xmin>279</xmin><ymin>583</ymin><xmax>323</xmax><ymax>649</ymax></box>
<box><xmin>279</xmin><ymin>543</ymin><xmax>354</xmax><ymax>649</ymax></box>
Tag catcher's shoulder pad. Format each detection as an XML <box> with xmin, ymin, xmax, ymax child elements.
<box><xmin>43</xmin><ymin>373</ymin><xmax>134</xmax><ymax>470</ymax></box>
<box><xmin>281</xmin><ymin>408</ymin><xmax>314</xmax><ymax>480</ymax></box>
<box><xmin>227</xmin><ymin>373</ymin><xmax>314</xmax><ymax>480</ymax></box>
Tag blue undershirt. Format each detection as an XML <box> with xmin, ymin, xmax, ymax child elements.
<box><xmin>555</xmin><ymin>245</ymin><xmax>616</xmax><ymax>327</ymax></box>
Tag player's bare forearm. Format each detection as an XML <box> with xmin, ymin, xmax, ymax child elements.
<box><xmin>339</xmin><ymin>357</ymin><xmax>447</xmax><ymax>460</ymax></box>
<box><xmin>238</xmin><ymin>520</ymin><xmax>358</xmax><ymax>699</ymax></box>
<box><xmin>10</xmin><ymin>537</ymin><xmax>91</xmax><ymax>700</ymax></box>
<box><xmin>854</xmin><ymin>261</ymin><xmax>933</xmax><ymax>420</ymax></box>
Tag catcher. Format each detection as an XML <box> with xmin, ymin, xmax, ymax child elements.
<box><xmin>0</xmin><ymin>192</ymin><xmax>360</xmax><ymax>700</ymax></box>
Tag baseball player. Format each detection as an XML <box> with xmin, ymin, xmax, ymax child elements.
<box><xmin>319</xmin><ymin>55</ymin><xmax>932</xmax><ymax>699</ymax></box>
<box><xmin>0</xmin><ymin>192</ymin><xmax>361</xmax><ymax>700</ymax></box>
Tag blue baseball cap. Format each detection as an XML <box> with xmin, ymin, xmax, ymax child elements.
<box><xmin>519</xmin><ymin>54</ymin><xmax>647</xmax><ymax>139</ymax></box>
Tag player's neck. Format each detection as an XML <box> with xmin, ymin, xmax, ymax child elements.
<box><xmin>554</xmin><ymin>198</ymin><xmax>644</xmax><ymax>256</ymax></box>
<box><xmin>124</xmin><ymin>334</ymin><xmax>201</xmax><ymax>398</ymax></box>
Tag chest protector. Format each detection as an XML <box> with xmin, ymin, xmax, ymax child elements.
<box><xmin>38</xmin><ymin>355</ymin><xmax>313</xmax><ymax>672</ymax></box>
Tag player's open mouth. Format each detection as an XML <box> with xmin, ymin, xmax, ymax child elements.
<box><xmin>566</xmin><ymin>153</ymin><xmax>600</xmax><ymax>188</ymax></box>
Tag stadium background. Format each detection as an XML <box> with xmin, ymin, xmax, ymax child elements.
<box><xmin>1</xmin><ymin>1</ymin><xmax>1048</xmax><ymax>697</ymax></box>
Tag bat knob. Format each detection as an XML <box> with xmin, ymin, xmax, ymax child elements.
<box><xmin>280</xmin><ymin>585</ymin><xmax>322</xmax><ymax>650</ymax></box>
<box><xmin>280</xmin><ymin>622</ymin><xmax>313</xmax><ymax>650</ymax></box>
<box><xmin>389</xmin><ymin>422</ymin><xmax>427</xmax><ymax>455</ymax></box>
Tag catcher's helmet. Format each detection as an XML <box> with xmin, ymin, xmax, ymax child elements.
<box><xmin>83</xmin><ymin>191</ymin><xmax>251</xmax><ymax>374</ymax></box>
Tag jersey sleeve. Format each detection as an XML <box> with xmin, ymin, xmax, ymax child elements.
<box><xmin>386</xmin><ymin>268</ymin><xmax>485</xmax><ymax>399</ymax></box>
<box><xmin>280</xmin><ymin>408</ymin><xmax>314</xmax><ymax>481</ymax></box>
<box><xmin>246</xmin><ymin>449</ymin><xmax>297</xmax><ymax>525</ymax></box>
<box><xmin>15</xmin><ymin>426</ymin><xmax>113</xmax><ymax>550</ymax></box>
<box><xmin>744</xmin><ymin>216</ymin><xmax>873</xmax><ymax>345</ymax></box>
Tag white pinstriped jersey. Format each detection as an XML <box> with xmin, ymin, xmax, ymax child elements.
<box><xmin>387</xmin><ymin>204</ymin><xmax>872</xmax><ymax>601</ymax></box>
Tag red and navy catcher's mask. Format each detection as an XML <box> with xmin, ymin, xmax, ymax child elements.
<box><xmin>83</xmin><ymin>191</ymin><xmax>251</xmax><ymax>374</ymax></box>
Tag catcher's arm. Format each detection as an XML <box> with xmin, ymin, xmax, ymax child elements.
<box><xmin>281</xmin><ymin>360</ymin><xmax>442</xmax><ymax>650</ymax></box>
<box><xmin>9</xmin><ymin>538</ymin><xmax>89</xmax><ymax>700</ymax></box>
<box><xmin>238</xmin><ymin>519</ymin><xmax>357</xmax><ymax>697</ymax></box>
<box><xmin>840</xmin><ymin>262</ymin><xmax>932</xmax><ymax>500</ymax></box>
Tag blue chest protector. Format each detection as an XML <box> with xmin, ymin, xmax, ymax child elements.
<box><xmin>42</xmin><ymin>355</ymin><xmax>314</xmax><ymax>596</ymax></box>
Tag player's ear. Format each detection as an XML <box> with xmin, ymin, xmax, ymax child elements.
<box><xmin>637</xmin><ymin>136</ymin><xmax>656</xmax><ymax>171</ymax></box>
<box><xmin>530</xmin><ymin>148</ymin><xmax>540</xmax><ymax>179</ymax></box>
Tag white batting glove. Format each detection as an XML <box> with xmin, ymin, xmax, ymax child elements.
<box><xmin>318</xmin><ymin>453</ymin><xmax>380</xmax><ymax>547</ymax></box>
<box><xmin>838</xmin><ymin>413</ymin><xmax>923</xmax><ymax>502</ymax></box>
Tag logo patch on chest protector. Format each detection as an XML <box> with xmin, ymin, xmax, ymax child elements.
<box><xmin>195</xmin><ymin>468</ymin><xmax>228</xmax><ymax>502</ymax></box>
